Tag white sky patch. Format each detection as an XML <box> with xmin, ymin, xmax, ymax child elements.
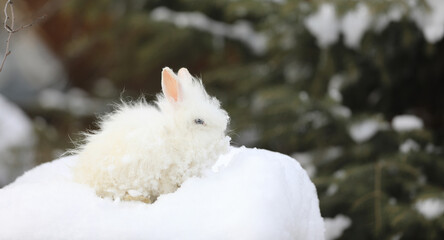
<box><xmin>392</xmin><ymin>115</ymin><xmax>424</xmax><ymax>132</ymax></box>
<box><xmin>304</xmin><ymin>4</ymin><xmax>340</xmax><ymax>48</ymax></box>
<box><xmin>415</xmin><ymin>198</ymin><xmax>444</xmax><ymax>220</ymax></box>
<box><xmin>151</xmin><ymin>7</ymin><xmax>267</xmax><ymax>55</ymax></box>
<box><xmin>341</xmin><ymin>3</ymin><xmax>372</xmax><ymax>48</ymax></box>
<box><xmin>324</xmin><ymin>214</ymin><xmax>352</xmax><ymax>240</ymax></box>
<box><xmin>411</xmin><ymin>0</ymin><xmax>444</xmax><ymax>43</ymax></box>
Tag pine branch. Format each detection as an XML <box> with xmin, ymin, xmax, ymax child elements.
<box><xmin>374</xmin><ymin>161</ymin><xmax>382</xmax><ymax>237</ymax></box>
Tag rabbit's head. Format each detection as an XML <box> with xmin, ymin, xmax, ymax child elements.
<box><xmin>158</xmin><ymin>67</ymin><xmax>230</xmax><ymax>156</ymax></box>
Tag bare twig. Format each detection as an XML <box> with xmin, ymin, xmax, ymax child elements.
<box><xmin>0</xmin><ymin>0</ymin><xmax>46</xmax><ymax>72</ymax></box>
<box><xmin>0</xmin><ymin>0</ymin><xmax>14</xmax><ymax>72</ymax></box>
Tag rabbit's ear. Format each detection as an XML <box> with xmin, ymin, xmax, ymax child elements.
<box><xmin>162</xmin><ymin>67</ymin><xmax>181</xmax><ymax>102</ymax></box>
<box><xmin>178</xmin><ymin>67</ymin><xmax>192</xmax><ymax>82</ymax></box>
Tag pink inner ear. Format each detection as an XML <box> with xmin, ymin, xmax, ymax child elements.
<box><xmin>162</xmin><ymin>68</ymin><xmax>179</xmax><ymax>102</ymax></box>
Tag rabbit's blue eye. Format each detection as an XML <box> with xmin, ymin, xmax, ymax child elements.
<box><xmin>194</xmin><ymin>118</ymin><xmax>205</xmax><ymax>125</ymax></box>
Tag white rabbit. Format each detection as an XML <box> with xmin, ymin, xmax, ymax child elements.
<box><xmin>73</xmin><ymin>67</ymin><xmax>231</xmax><ymax>203</ymax></box>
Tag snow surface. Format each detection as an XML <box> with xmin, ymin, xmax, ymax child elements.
<box><xmin>415</xmin><ymin>198</ymin><xmax>444</xmax><ymax>220</ymax></box>
<box><xmin>0</xmin><ymin>94</ymin><xmax>35</xmax><ymax>186</ymax></box>
<box><xmin>392</xmin><ymin>115</ymin><xmax>423</xmax><ymax>132</ymax></box>
<box><xmin>151</xmin><ymin>7</ymin><xmax>267</xmax><ymax>55</ymax></box>
<box><xmin>0</xmin><ymin>147</ymin><xmax>325</xmax><ymax>240</ymax></box>
<box><xmin>323</xmin><ymin>214</ymin><xmax>351</xmax><ymax>240</ymax></box>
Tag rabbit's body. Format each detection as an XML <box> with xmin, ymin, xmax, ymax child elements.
<box><xmin>73</xmin><ymin>68</ymin><xmax>230</xmax><ymax>202</ymax></box>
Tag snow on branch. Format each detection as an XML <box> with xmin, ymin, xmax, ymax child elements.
<box><xmin>151</xmin><ymin>7</ymin><xmax>267</xmax><ymax>55</ymax></box>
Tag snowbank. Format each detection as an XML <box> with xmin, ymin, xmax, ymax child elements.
<box><xmin>0</xmin><ymin>147</ymin><xmax>324</xmax><ymax>240</ymax></box>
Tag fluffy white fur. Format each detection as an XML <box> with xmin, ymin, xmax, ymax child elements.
<box><xmin>73</xmin><ymin>67</ymin><xmax>230</xmax><ymax>203</ymax></box>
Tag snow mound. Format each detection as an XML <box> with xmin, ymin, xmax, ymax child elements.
<box><xmin>0</xmin><ymin>147</ymin><xmax>324</xmax><ymax>240</ymax></box>
<box><xmin>0</xmin><ymin>94</ymin><xmax>35</xmax><ymax>186</ymax></box>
